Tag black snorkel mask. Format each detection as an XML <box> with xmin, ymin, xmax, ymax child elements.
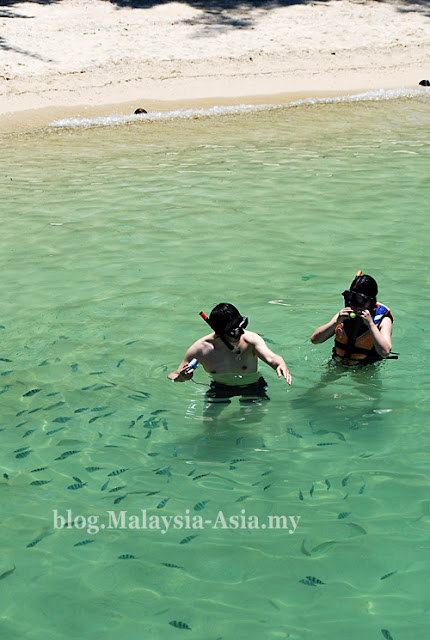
<box><xmin>200</xmin><ymin>312</ymin><xmax>248</xmax><ymax>350</ymax></box>
<box><xmin>224</xmin><ymin>315</ymin><xmax>248</xmax><ymax>338</ymax></box>
<box><xmin>342</xmin><ymin>289</ymin><xmax>374</xmax><ymax>310</ymax></box>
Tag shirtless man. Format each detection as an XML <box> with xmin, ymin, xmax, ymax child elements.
<box><xmin>168</xmin><ymin>302</ymin><xmax>292</xmax><ymax>404</ymax></box>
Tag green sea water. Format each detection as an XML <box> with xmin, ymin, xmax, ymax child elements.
<box><xmin>1</xmin><ymin>95</ymin><xmax>429</xmax><ymax>640</ymax></box>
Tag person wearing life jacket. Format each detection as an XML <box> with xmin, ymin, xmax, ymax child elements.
<box><xmin>310</xmin><ymin>273</ymin><xmax>393</xmax><ymax>366</ymax></box>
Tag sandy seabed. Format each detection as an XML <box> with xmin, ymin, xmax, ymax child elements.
<box><xmin>1</xmin><ymin>0</ymin><xmax>429</xmax><ymax>132</ymax></box>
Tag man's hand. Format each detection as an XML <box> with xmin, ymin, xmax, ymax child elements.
<box><xmin>276</xmin><ymin>364</ymin><xmax>292</xmax><ymax>386</ymax></box>
<box><xmin>168</xmin><ymin>363</ymin><xmax>195</xmax><ymax>382</ymax></box>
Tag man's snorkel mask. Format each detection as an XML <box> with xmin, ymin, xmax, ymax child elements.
<box><xmin>200</xmin><ymin>305</ymin><xmax>248</xmax><ymax>350</ymax></box>
<box><xmin>342</xmin><ymin>270</ymin><xmax>377</xmax><ymax>311</ymax></box>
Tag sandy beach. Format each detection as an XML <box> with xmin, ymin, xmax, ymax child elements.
<box><xmin>1</xmin><ymin>0</ymin><xmax>429</xmax><ymax>130</ymax></box>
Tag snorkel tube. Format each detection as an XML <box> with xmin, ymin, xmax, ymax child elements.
<box><xmin>200</xmin><ymin>311</ymin><xmax>234</xmax><ymax>351</ymax></box>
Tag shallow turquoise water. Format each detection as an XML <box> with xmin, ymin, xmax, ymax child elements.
<box><xmin>1</xmin><ymin>96</ymin><xmax>429</xmax><ymax>639</ymax></box>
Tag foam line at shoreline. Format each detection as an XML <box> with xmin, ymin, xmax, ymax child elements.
<box><xmin>49</xmin><ymin>88</ymin><xmax>427</xmax><ymax>129</ymax></box>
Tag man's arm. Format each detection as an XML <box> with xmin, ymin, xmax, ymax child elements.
<box><xmin>251</xmin><ymin>334</ymin><xmax>292</xmax><ymax>385</ymax></box>
<box><xmin>168</xmin><ymin>347</ymin><xmax>199</xmax><ymax>382</ymax></box>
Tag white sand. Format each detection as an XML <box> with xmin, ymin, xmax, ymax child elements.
<box><xmin>1</xmin><ymin>0</ymin><xmax>429</xmax><ymax>130</ymax></box>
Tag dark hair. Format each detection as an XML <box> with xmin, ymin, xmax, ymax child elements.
<box><xmin>209</xmin><ymin>302</ymin><xmax>241</xmax><ymax>334</ymax></box>
<box><xmin>350</xmin><ymin>274</ymin><xmax>378</xmax><ymax>300</ymax></box>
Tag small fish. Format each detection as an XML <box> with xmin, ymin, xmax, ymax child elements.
<box><xmin>147</xmin><ymin>452</ymin><xmax>160</xmax><ymax>457</ymax></box>
<box><xmin>151</xmin><ymin>409</ymin><xmax>167</xmax><ymax>416</ymax></box>
<box><xmin>337</xmin><ymin>512</ymin><xmax>351</xmax><ymax>519</ymax></box>
<box><xmin>187</xmin><ymin>469</ymin><xmax>196</xmax><ymax>477</ymax></box>
<box><xmin>28</xmin><ymin>407</ymin><xmax>42</xmax><ymax>414</ymax></box>
<box><xmin>325</xmin><ymin>479</ymin><xmax>331</xmax><ymax>491</ymax></box>
<box><xmin>55</xmin><ymin>450</ymin><xmax>80</xmax><ymax>460</ymax></box>
<box><xmin>235</xmin><ymin>495</ymin><xmax>249</xmax><ymax>503</ymax></box>
<box><xmin>39</xmin><ymin>359</ymin><xmax>50</xmax><ymax>367</ymax></box>
<box><xmin>16</xmin><ymin>410</ymin><xmax>27</xmax><ymax>416</ymax></box>
<box><xmin>299</xmin><ymin>489</ymin><xmax>304</xmax><ymax>501</ymax></box>
<box><xmin>30</xmin><ymin>480</ymin><xmax>51</xmax><ymax>486</ymax></box>
<box><xmin>91</xmin><ymin>406</ymin><xmax>108</xmax><ymax>412</ymax></box>
<box><xmin>23</xmin><ymin>389</ymin><xmax>41</xmax><ymax>397</ymax></box>
<box><xmin>30</xmin><ymin>467</ymin><xmax>48</xmax><ymax>473</ymax></box>
<box><xmin>116</xmin><ymin>359</ymin><xmax>124</xmax><ymax>368</ymax></box>
<box><xmin>161</xmin><ymin>563</ymin><xmax>183</xmax><ymax>569</ymax></box>
<box><xmin>179</xmin><ymin>535</ymin><xmax>198</xmax><ymax>545</ymax></box>
<box><xmin>157</xmin><ymin>498</ymin><xmax>170</xmax><ymax>509</ymax></box>
<box><xmin>0</xmin><ymin>565</ymin><xmax>16</xmax><ymax>581</ymax></box>
<box><xmin>342</xmin><ymin>473</ymin><xmax>352</xmax><ymax>487</ymax></box>
<box><xmin>72</xmin><ymin>476</ymin><xmax>83</xmax><ymax>483</ymax></box>
<box><xmin>380</xmin><ymin>571</ymin><xmax>397</xmax><ymax>581</ymax></box>
<box><xmin>122</xmin><ymin>434</ymin><xmax>138</xmax><ymax>439</ymax></box>
<box><xmin>14</xmin><ymin>446</ymin><xmax>30</xmax><ymax>453</ymax></box>
<box><xmin>15</xmin><ymin>422</ymin><xmax>27</xmax><ymax>429</ymax></box>
<box><xmin>74</xmin><ymin>540</ymin><xmax>95</xmax><ymax>547</ymax></box>
<box><xmin>46</xmin><ymin>427</ymin><xmax>65</xmax><ymax>435</ymax></box>
<box><xmin>310</xmin><ymin>482</ymin><xmax>315</xmax><ymax>497</ymax></box>
<box><xmin>125</xmin><ymin>340</ymin><xmax>138</xmax><ymax>345</ymax></box>
<box><xmin>52</xmin><ymin>417</ymin><xmax>71</xmax><ymax>423</ymax></box>
<box><xmin>16</xmin><ymin>449</ymin><xmax>33</xmax><ymax>459</ymax></box>
<box><xmin>85</xmin><ymin>466</ymin><xmax>104</xmax><ymax>473</ymax></box>
<box><xmin>145</xmin><ymin>491</ymin><xmax>160</xmax><ymax>496</ymax></box>
<box><xmin>26</xmin><ymin>534</ymin><xmax>44</xmax><ymax>548</ymax></box>
<box><xmin>23</xmin><ymin>429</ymin><xmax>36</xmax><ymax>438</ymax></box>
<box><xmin>94</xmin><ymin>385</ymin><xmax>114</xmax><ymax>391</ymax></box>
<box><xmin>114</xmin><ymin>494</ymin><xmax>128</xmax><ymax>505</ymax></box>
<box><xmin>101</xmin><ymin>480</ymin><xmax>110</xmax><ymax>491</ymax></box>
<box><xmin>155</xmin><ymin>467</ymin><xmax>172</xmax><ymax>477</ymax></box>
<box><xmin>231</xmin><ymin>458</ymin><xmax>246</xmax><ymax>464</ymax></box>
<box><xmin>317</xmin><ymin>442</ymin><xmax>337</xmax><ymax>446</ymax></box>
<box><xmin>82</xmin><ymin>384</ymin><xmax>96</xmax><ymax>391</ymax></box>
<box><xmin>118</xmin><ymin>554</ymin><xmax>136</xmax><ymax>560</ymax></box>
<box><xmin>263</xmin><ymin>484</ymin><xmax>272</xmax><ymax>491</ymax></box>
<box><xmin>169</xmin><ymin>621</ymin><xmax>191</xmax><ymax>630</ymax></box>
<box><xmin>359</xmin><ymin>483</ymin><xmax>366</xmax><ymax>495</ymax></box>
<box><xmin>0</xmin><ymin>357</ymin><xmax>11</xmax><ymax>362</ymax></box>
<box><xmin>45</xmin><ymin>401</ymin><xmax>66</xmax><ymax>410</ymax></box>
<box><xmin>172</xmin><ymin>445</ymin><xmax>177</xmax><ymax>458</ymax></box>
<box><xmin>261</xmin><ymin>470</ymin><xmax>272</xmax><ymax>477</ymax></box>
<box><xmin>74</xmin><ymin>408</ymin><xmax>88</xmax><ymax>413</ymax></box>
<box><xmin>194</xmin><ymin>500</ymin><xmax>208</xmax><ymax>511</ymax></box>
<box><xmin>299</xmin><ymin>576</ymin><xmax>325</xmax><ymax>586</ymax></box>
<box><xmin>286</xmin><ymin>427</ymin><xmax>303</xmax><ymax>439</ymax></box>
<box><xmin>90</xmin><ymin>371</ymin><xmax>104</xmax><ymax>375</ymax></box>
<box><xmin>2</xmin><ymin>473</ymin><xmax>9</xmax><ymax>480</ymax></box>
<box><xmin>1</xmin><ymin>370</ymin><xmax>13</xmax><ymax>376</ymax></box>
<box><xmin>88</xmin><ymin>416</ymin><xmax>102</xmax><ymax>424</ymax></box>
<box><xmin>136</xmin><ymin>414</ymin><xmax>144</xmax><ymax>421</ymax></box>
<box><xmin>144</xmin><ymin>430</ymin><xmax>152</xmax><ymax>440</ymax></box>
<box><xmin>108</xmin><ymin>468</ymin><xmax>128</xmax><ymax>477</ymax></box>
<box><xmin>381</xmin><ymin>631</ymin><xmax>394</xmax><ymax>640</ymax></box>
<box><xmin>109</xmin><ymin>486</ymin><xmax>125</xmax><ymax>493</ymax></box>
<box><xmin>71</xmin><ymin>364</ymin><xmax>78</xmax><ymax>372</ymax></box>
<box><xmin>67</xmin><ymin>482</ymin><xmax>87</xmax><ymax>490</ymax></box>
<box><xmin>192</xmin><ymin>473</ymin><xmax>209</xmax><ymax>481</ymax></box>
<box><xmin>128</xmin><ymin>395</ymin><xmax>147</xmax><ymax>402</ymax></box>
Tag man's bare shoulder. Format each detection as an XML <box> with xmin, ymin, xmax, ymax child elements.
<box><xmin>189</xmin><ymin>333</ymin><xmax>216</xmax><ymax>356</ymax></box>
<box><xmin>243</xmin><ymin>330</ymin><xmax>264</xmax><ymax>345</ymax></box>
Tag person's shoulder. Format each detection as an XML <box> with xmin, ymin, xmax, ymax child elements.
<box><xmin>190</xmin><ymin>333</ymin><xmax>215</xmax><ymax>354</ymax></box>
<box><xmin>243</xmin><ymin>330</ymin><xmax>264</xmax><ymax>344</ymax></box>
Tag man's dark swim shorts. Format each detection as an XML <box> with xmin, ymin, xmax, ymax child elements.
<box><xmin>205</xmin><ymin>376</ymin><xmax>269</xmax><ymax>403</ymax></box>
